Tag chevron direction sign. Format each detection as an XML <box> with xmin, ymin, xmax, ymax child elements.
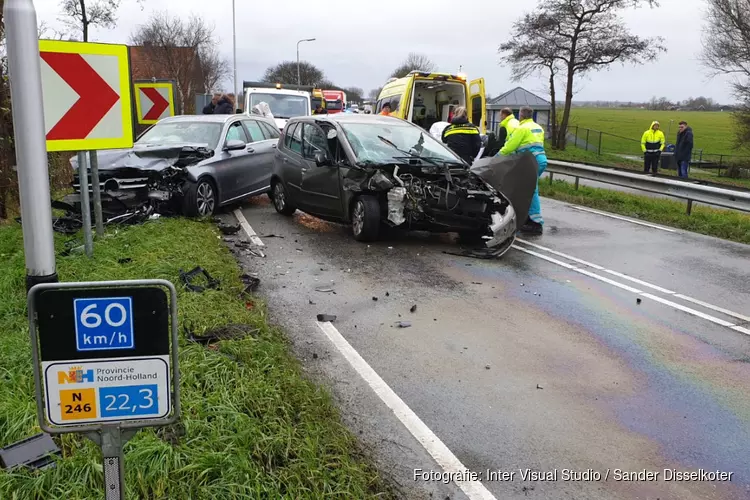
<box><xmin>134</xmin><ymin>82</ymin><xmax>175</xmax><ymax>124</ymax></box>
<box><xmin>39</xmin><ymin>40</ymin><xmax>133</xmax><ymax>152</ymax></box>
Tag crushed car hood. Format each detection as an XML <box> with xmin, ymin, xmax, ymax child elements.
<box><xmin>68</xmin><ymin>143</ymin><xmax>213</xmax><ymax>171</ymax></box>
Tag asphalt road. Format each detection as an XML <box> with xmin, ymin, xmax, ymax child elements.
<box><xmin>228</xmin><ymin>195</ymin><xmax>750</xmax><ymax>500</ymax></box>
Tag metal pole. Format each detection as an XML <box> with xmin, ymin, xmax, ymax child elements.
<box><xmin>89</xmin><ymin>151</ymin><xmax>104</xmax><ymax>237</ymax></box>
<box><xmin>296</xmin><ymin>41</ymin><xmax>301</xmax><ymax>89</ymax></box>
<box><xmin>4</xmin><ymin>0</ymin><xmax>58</xmax><ymax>288</ymax></box>
<box><xmin>296</xmin><ymin>38</ymin><xmax>315</xmax><ymax>90</ymax></box>
<box><xmin>232</xmin><ymin>0</ymin><xmax>237</xmax><ymax>100</ymax></box>
<box><xmin>598</xmin><ymin>132</ymin><xmax>602</xmax><ymax>156</ymax></box>
<box><xmin>686</xmin><ymin>199</ymin><xmax>693</xmax><ymax>216</ymax></box>
<box><xmin>101</xmin><ymin>425</ymin><xmax>126</xmax><ymax>500</ymax></box>
<box><xmin>77</xmin><ymin>152</ymin><xmax>93</xmax><ymax>257</ymax></box>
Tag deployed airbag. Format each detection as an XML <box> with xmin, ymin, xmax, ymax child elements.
<box><xmin>470</xmin><ymin>153</ymin><xmax>538</xmax><ymax>225</ymax></box>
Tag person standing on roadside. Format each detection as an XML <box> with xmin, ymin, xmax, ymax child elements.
<box><xmin>499</xmin><ymin>106</ymin><xmax>547</xmax><ymax>235</ymax></box>
<box><xmin>497</xmin><ymin>108</ymin><xmax>519</xmax><ymax>146</ymax></box>
<box><xmin>203</xmin><ymin>93</ymin><xmax>221</xmax><ymax>114</ymax></box>
<box><xmin>641</xmin><ymin>121</ymin><xmax>665</xmax><ymax>175</ymax></box>
<box><xmin>675</xmin><ymin>120</ymin><xmax>693</xmax><ymax>179</ymax></box>
<box><xmin>213</xmin><ymin>94</ymin><xmax>234</xmax><ymax>114</ymax></box>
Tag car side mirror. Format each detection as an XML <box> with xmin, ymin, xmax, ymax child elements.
<box><xmin>314</xmin><ymin>151</ymin><xmax>331</xmax><ymax>167</ymax></box>
<box><xmin>224</xmin><ymin>139</ymin><xmax>246</xmax><ymax>151</ymax></box>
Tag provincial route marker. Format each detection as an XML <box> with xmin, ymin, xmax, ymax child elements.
<box><xmin>28</xmin><ymin>280</ymin><xmax>180</xmax><ymax>500</ymax></box>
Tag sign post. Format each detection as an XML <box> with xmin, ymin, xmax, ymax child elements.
<box><xmin>3</xmin><ymin>0</ymin><xmax>58</xmax><ymax>287</ymax></box>
<box><xmin>39</xmin><ymin>40</ymin><xmax>134</xmax><ymax>256</ymax></box>
<box><xmin>28</xmin><ymin>280</ymin><xmax>180</xmax><ymax>499</ymax></box>
<box><xmin>134</xmin><ymin>80</ymin><xmax>176</xmax><ymax>125</ymax></box>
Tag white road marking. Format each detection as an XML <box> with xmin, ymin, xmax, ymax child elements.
<box><xmin>639</xmin><ymin>293</ymin><xmax>736</xmax><ymax>328</ymax></box>
<box><xmin>514</xmin><ymin>239</ymin><xmax>749</xmax><ymax>322</ymax></box>
<box><xmin>510</xmin><ymin>245</ymin><xmax>577</xmax><ymax>269</ymax></box>
<box><xmin>516</xmin><ymin>239</ymin><xmax>606</xmax><ymax>270</ymax></box>
<box><xmin>233</xmin><ymin>208</ymin><xmax>265</xmax><ymax>246</ymax></box>
<box><xmin>570</xmin><ymin>205</ymin><xmax>677</xmax><ymax>232</ymax></box>
<box><xmin>512</xmin><ymin>243</ymin><xmax>748</xmax><ymax>335</ymax></box>
<box><xmin>673</xmin><ymin>294</ymin><xmax>750</xmax><ymax>324</ymax></box>
<box><xmin>316</xmin><ymin>321</ymin><xmax>497</xmax><ymax>500</ymax></box>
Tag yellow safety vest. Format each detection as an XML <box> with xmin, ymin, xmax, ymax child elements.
<box><xmin>500</xmin><ymin>119</ymin><xmax>545</xmax><ymax>156</ymax></box>
<box><xmin>500</xmin><ymin>114</ymin><xmax>519</xmax><ymax>137</ymax></box>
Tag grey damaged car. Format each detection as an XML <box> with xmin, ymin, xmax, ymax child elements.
<box><xmin>66</xmin><ymin>114</ymin><xmax>280</xmax><ymax>219</ymax></box>
<box><xmin>270</xmin><ymin>114</ymin><xmax>537</xmax><ymax>257</ymax></box>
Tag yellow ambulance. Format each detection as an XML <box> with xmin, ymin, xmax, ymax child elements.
<box><xmin>375</xmin><ymin>71</ymin><xmax>486</xmax><ymax>133</ymax></box>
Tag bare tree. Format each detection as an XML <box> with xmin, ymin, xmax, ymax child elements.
<box><xmin>59</xmin><ymin>0</ymin><xmax>144</xmax><ymax>42</ymax></box>
<box><xmin>499</xmin><ymin>11</ymin><xmax>564</xmax><ymax>144</ymax></box>
<box><xmin>368</xmin><ymin>88</ymin><xmax>382</xmax><ymax>100</ymax></box>
<box><xmin>199</xmin><ymin>45</ymin><xmax>230</xmax><ymax>94</ymax></box>
<box><xmin>503</xmin><ymin>0</ymin><xmax>664</xmax><ymax>149</ymax></box>
<box><xmin>389</xmin><ymin>53</ymin><xmax>436</xmax><ymax>79</ymax></box>
<box><xmin>702</xmin><ymin>0</ymin><xmax>750</xmax><ymax>146</ymax></box>
<box><xmin>343</xmin><ymin>87</ymin><xmax>364</xmax><ymax>103</ymax></box>
<box><xmin>130</xmin><ymin>12</ymin><xmax>217</xmax><ymax>114</ymax></box>
<box><xmin>262</xmin><ymin>61</ymin><xmax>325</xmax><ymax>86</ymax></box>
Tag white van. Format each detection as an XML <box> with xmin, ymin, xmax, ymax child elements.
<box><xmin>243</xmin><ymin>81</ymin><xmax>311</xmax><ymax>131</ymax></box>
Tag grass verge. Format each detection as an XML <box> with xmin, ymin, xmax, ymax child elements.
<box><xmin>546</xmin><ymin>144</ymin><xmax>750</xmax><ymax>190</ymax></box>
<box><xmin>540</xmin><ymin>179</ymin><xmax>750</xmax><ymax>245</ymax></box>
<box><xmin>0</xmin><ymin>218</ymin><xmax>390</xmax><ymax>499</ymax></box>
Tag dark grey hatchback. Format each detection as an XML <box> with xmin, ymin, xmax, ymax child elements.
<box><xmin>269</xmin><ymin>114</ymin><xmax>521</xmax><ymax>256</ymax></box>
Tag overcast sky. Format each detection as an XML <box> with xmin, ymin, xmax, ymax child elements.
<box><xmin>33</xmin><ymin>0</ymin><xmax>736</xmax><ymax>103</ymax></box>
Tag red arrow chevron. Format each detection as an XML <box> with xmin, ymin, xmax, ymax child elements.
<box><xmin>41</xmin><ymin>52</ymin><xmax>120</xmax><ymax>141</ymax></box>
<box><xmin>141</xmin><ymin>87</ymin><xmax>170</xmax><ymax>121</ymax></box>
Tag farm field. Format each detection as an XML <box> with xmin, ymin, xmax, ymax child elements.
<box><xmin>568</xmin><ymin>107</ymin><xmax>738</xmax><ymax>156</ymax></box>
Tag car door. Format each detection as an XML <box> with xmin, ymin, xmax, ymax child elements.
<box><xmin>299</xmin><ymin>122</ymin><xmax>342</xmax><ymax>217</ymax></box>
<box><xmin>278</xmin><ymin>122</ymin><xmax>307</xmax><ymax>207</ymax></box>
<box><xmin>240</xmin><ymin>117</ymin><xmax>277</xmax><ymax>195</ymax></box>
<box><xmin>215</xmin><ymin>120</ymin><xmax>252</xmax><ymax>202</ymax></box>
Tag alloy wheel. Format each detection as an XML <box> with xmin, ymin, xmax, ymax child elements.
<box><xmin>273</xmin><ymin>183</ymin><xmax>286</xmax><ymax>211</ymax></box>
<box><xmin>352</xmin><ymin>200</ymin><xmax>365</xmax><ymax>236</ymax></box>
<box><xmin>196</xmin><ymin>182</ymin><xmax>215</xmax><ymax>216</ymax></box>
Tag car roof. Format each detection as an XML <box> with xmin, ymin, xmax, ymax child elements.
<box><xmin>288</xmin><ymin>114</ymin><xmax>408</xmax><ymax>126</ymax></box>
<box><xmin>156</xmin><ymin>114</ymin><xmax>275</xmax><ymax>125</ymax></box>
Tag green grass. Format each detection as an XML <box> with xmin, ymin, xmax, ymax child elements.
<box><xmin>546</xmin><ymin>142</ymin><xmax>750</xmax><ymax>189</ymax></box>
<box><xmin>0</xmin><ymin>219</ymin><xmax>390</xmax><ymax>499</ymax></box>
<box><xmin>568</xmin><ymin>107</ymin><xmax>739</xmax><ymax>157</ymax></box>
<box><xmin>540</xmin><ymin>179</ymin><xmax>750</xmax><ymax>245</ymax></box>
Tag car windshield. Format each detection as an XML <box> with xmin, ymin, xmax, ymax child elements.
<box><xmin>249</xmin><ymin>93</ymin><xmax>308</xmax><ymax>119</ymax></box>
<box><xmin>340</xmin><ymin>122</ymin><xmax>464</xmax><ymax>165</ymax></box>
<box><xmin>137</xmin><ymin>121</ymin><xmax>222</xmax><ymax>149</ymax></box>
<box><xmin>326</xmin><ymin>100</ymin><xmax>343</xmax><ymax>110</ymax></box>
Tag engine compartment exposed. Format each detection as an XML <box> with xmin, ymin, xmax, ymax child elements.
<box><xmin>343</xmin><ymin>161</ymin><xmax>517</xmax><ymax>250</ymax></box>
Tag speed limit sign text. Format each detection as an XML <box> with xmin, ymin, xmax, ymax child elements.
<box><xmin>29</xmin><ymin>284</ymin><xmax>174</xmax><ymax>428</ymax></box>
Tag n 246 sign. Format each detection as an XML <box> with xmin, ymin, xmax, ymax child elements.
<box><xmin>74</xmin><ymin>297</ymin><xmax>134</xmax><ymax>351</ymax></box>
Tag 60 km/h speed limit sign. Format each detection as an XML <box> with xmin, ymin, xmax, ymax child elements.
<box><xmin>28</xmin><ymin>280</ymin><xmax>180</xmax><ymax>500</ymax></box>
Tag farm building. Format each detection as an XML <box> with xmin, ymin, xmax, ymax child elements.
<box><xmin>487</xmin><ymin>87</ymin><xmax>551</xmax><ymax>133</ymax></box>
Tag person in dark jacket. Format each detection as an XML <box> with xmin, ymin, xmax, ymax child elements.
<box><xmin>675</xmin><ymin>121</ymin><xmax>694</xmax><ymax>179</ymax></box>
<box><xmin>202</xmin><ymin>93</ymin><xmax>221</xmax><ymax>114</ymax></box>
<box><xmin>213</xmin><ymin>94</ymin><xmax>234</xmax><ymax>114</ymax></box>
<box><xmin>441</xmin><ymin>106</ymin><xmax>481</xmax><ymax>164</ymax></box>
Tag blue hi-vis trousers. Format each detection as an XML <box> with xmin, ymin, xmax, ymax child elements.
<box><xmin>529</xmin><ymin>153</ymin><xmax>547</xmax><ymax>224</ymax></box>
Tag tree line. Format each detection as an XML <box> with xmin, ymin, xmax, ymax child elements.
<box><xmin>261</xmin><ymin>52</ymin><xmax>437</xmax><ymax>104</ymax></box>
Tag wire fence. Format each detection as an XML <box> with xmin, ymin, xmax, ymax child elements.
<box><xmin>565</xmin><ymin>126</ymin><xmax>750</xmax><ymax>178</ymax></box>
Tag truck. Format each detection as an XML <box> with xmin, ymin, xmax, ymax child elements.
<box><xmin>322</xmin><ymin>90</ymin><xmax>347</xmax><ymax>114</ymax></box>
<box><xmin>243</xmin><ymin>81</ymin><xmax>314</xmax><ymax>130</ymax></box>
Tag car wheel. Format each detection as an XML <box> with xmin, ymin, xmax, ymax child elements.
<box><xmin>272</xmin><ymin>181</ymin><xmax>296</xmax><ymax>216</ymax></box>
<box><xmin>183</xmin><ymin>179</ymin><xmax>217</xmax><ymax>217</ymax></box>
<box><xmin>351</xmin><ymin>195</ymin><xmax>380</xmax><ymax>242</ymax></box>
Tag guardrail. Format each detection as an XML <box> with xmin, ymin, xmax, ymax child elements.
<box><xmin>546</xmin><ymin>160</ymin><xmax>750</xmax><ymax>214</ymax></box>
